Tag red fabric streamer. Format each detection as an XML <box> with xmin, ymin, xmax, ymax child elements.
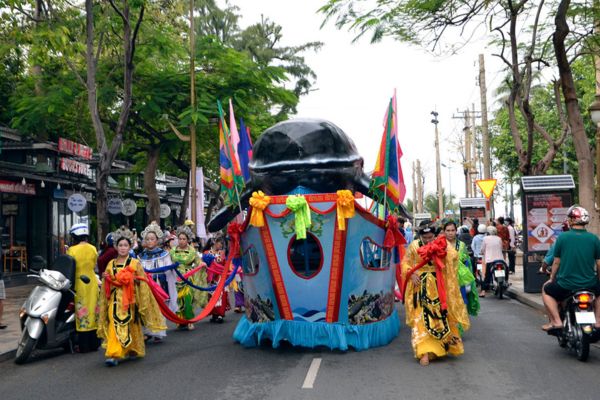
<box><xmin>104</xmin><ymin>265</ymin><xmax>136</xmax><ymax>311</ymax></box>
<box><xmin>383</xmin><ymin>215</ymin><xmax>406</xmax><ymax>249</ymax></box>
<box><xmin>401</xmin><ymin>236</ymin><xmax>449</xmax><ymax>311</ymax></box>
<box><xmin>142</xmin><ymin>221</ymin><xmax>244</xmax><ymax>325</ymax></box>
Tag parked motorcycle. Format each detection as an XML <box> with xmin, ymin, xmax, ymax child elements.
<box><xmin>547</xmin><ymin>290</ymin><xmax>599</xmax><ymax>361</ymax></box>
<box><xmin>15</xmin><ymin>255</ymin><xmax>89</xmax><ymax>364</ymax></box>
<box><xmin>489</xmin><ymin>259</ymin><xmax>509</xmax><ymax>299</ymax></box>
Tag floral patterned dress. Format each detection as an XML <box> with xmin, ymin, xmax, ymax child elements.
<box><xmin>66</xmin><ymin>243</ymin><xmax>99</xmax><ymax>331</ymax></box>
<box><xmin>170</xmin><ymin>246</ymin><xmax>208</xmax><ymax>320</ymax></box>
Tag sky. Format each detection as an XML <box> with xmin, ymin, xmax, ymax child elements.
<box><xmin>229</xmin><ymin>0</ymin><xmax>518</xmax><ymax>220</ymax></box>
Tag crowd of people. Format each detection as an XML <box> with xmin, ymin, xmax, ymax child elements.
<box><xmin>40</xmin><ymin>203</ymin><xmax>600</xmax><ymax>368</ymax></box>
<box><xmin>64</xmin><ymin>220</ymin><xmax>235</xmax><ymax>367</ymax></box>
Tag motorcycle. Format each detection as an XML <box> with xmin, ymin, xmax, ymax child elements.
<box><xmin>489</xmin><ymin>259</ymin><xmax>509</xmax><ymax>299</ymax></box>
<box><xmin>15</xmin><ymin>255</ymin><xmax>90</xmax><ymax>364</ymax></box>
<box><xmin>547</xmin><ymin>290</ymin><xmax>599</xmax><ymax>361</ymax></box>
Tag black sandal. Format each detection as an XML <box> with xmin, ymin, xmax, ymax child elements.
<box><xmin>0</xmin><ymin>324</ymin><xmax>7</xmax><ymax>329</ymax></box>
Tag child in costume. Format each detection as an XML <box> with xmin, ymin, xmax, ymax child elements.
<box><xmin>401</xmin><ymin>221</ymin><xmax>470</xmax><ymax>366</ymax></box>
<box><xmin>97</xmin><ymin>227</ymin><xmax>166</xmax><ymax>366</ymax></box>
<box><xmin>138</xmin><ymin>221</ymin><xmax>178</xmax><ymax>341</ymax></box>
<box><xmin>170</xmin><ymin>225</ymin><xmax>208</xmax><ymax>330</ymax></box>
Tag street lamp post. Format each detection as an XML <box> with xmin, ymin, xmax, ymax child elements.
<box><xmin>441</xmin><ymin>162</ymin><xmax>452</xmax><ymax>217</ymax></box>
<box><xmin>431</xmin><ymin>111</ymin><xmax>443</xmax><ymax>219</ymax></box>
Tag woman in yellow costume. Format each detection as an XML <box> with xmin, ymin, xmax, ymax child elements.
<box><xmin>97</xmin><ymin>227</ymin><xmax>166</xmax><ymax>367</ymax></box>
<box><xmin>170</xmin><ymin>225</ymin><xmax>208</xmax><ymax>330</ymax></box>
<box><xmin>401</xmin><ymin>220</ymin><xmax>470</xmax><ymax>366</ymax></box>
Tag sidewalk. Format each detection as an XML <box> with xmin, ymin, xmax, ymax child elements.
<box><xmin>506</xmin><ymin>262</ymin><xmax>545</xmax><ymax>313</ymax></box>
<box><xmin>0</xmin><ymin>283</ymin><xmax>35</xmax><ymax>362</ymax></box>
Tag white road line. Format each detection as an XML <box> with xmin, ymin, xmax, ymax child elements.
<box><xmin>301</xmin><ymin>357</ymin><xmax>322</xmax><ymax>389</ymax></box>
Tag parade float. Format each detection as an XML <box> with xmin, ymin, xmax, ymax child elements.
<box><xmin>208</xmin><ymin>112</ymin><xmax>410</xmax><ymax>351</ymax></box>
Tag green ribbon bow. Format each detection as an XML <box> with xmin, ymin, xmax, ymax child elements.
<box><xmin>285</xmin><ymin>195</ymin><xmax>311</xmax><ymax>240</ymax></box>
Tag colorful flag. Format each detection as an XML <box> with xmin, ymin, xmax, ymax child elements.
<box><xmin>238</xmin><ymin>118</ymin><xmax>253</xmax><ymax>183</ymax></box>
<box><xmin>228</xmin><ymin>99</ymin><xmax>241</xmax><ymax>170</ymax></box>
<box><xmin>369</xmin><ymin>90</ymin><xmax>406</xmax><ymax>212</ymax></box>
<box><xmin>217</xmin><ymin>100</ymin><xmax>244</xmax><ymax>205</ymax></box>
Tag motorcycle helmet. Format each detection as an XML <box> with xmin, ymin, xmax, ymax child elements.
<box><xmin>69</xmin><ymin>223</ymin><xmax>89</xmax><ymax>237</ymax></box>
<box><xmin>567</xmin><ymin>205</ymin><xmax>590</xmax><ymax>225</ymax></box>
<box><xmin>477</xmin><ymin>224</ymin><xmax>487</xmax><ymax>234</ymax></box>
<box><xmin>105</xmin><ymin>233</ymin><xmax>114</xmax><ymax>247</ymax></box>
<box><xmin>486</xmin><ymin>226</ymin><xmax>497</xmax><ymax>235</ymax></box>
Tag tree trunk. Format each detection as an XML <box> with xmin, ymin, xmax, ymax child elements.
<box><xmin>553</xmin><ymin>0</ymin><xmax>599</xmax><ymax>233</ymax></box>
<box><xmin>96</xmin><ymin>168</ymin><xmax>110</xmax><ymax>244</ymax></box>
<box><xmin>144</xmin><ymin>147</ymin><xmax>160</xmax><ymax>223</ymax></box>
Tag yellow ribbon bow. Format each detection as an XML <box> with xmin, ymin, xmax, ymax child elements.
<box><xmin>285</xmin><ymin>195</ymin><xmax>311</xmax><ymax>240</ymax></box>
<box><xmin>336</xmin><ymin>190</ymin><xmax>355</xmax><ymax>230</ymax></box>
<box><xmin>249</xmin><ymin>191</ymin><xmax>271</xmax><ymax>228</ymax></box>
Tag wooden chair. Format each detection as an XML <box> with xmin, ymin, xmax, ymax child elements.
<box><xmin>3</xmin><ymin>246</ymin><xmax>27</xmax><ymax>273</ymax></box>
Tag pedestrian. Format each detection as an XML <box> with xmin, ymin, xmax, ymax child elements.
<box><xmin>0</xmin><ymin>270</ymin><xmax>6</xmax><ymax>329</ymax></box>
<box><xmin>97</xmin><ymin>233</ymin><xmax>118</xmax><ymax>277</ymax></box>
<box><xmin>209</xmin><ymin>237</ymin><xmax>229</xmax><ymax>323</ymax></box>
<box><xmin>170</xmin><ymin>225</ymin><xmax>208</xmax><ymax>330</ymax></box>
<box><xmin>66</xmin><ymin>223</ymin><xmax>100</xmax><ymax>353</ymax></box>
<box><xmin>471</xmin><ymin>224</ymin><xmax>487</xmax><ymax>280</ymax></box>
<box><xmin>496</xmin><ymin>216</ymin><xmax>510</xmax><ymax>254</ymax></box>
<box><xmin>138</xmin><ymin>221</ymin><xmax>178</xmax><ymax>342</ymax></box>
<box><xmin>97</xmin><ymin>227</ymin><xmax>166</xmax><ymax>366</ymax></box>
<box><xmin>401</xmin><ymin>220</ymin><xmax>470</xmax><ymax>366</ymax></box>
<box><xmin>404</xmin><ymin>222</ymin><xmax>414</xmax><ymax>244</ymax></box>
<box><xmin>506</xmin><ymin>217</ymin><xmax>517</xmax><ymax>273</ymax></box>
<box><xmin>442</xmin><ymin>220</ymin><xmax>479</xmax><ymax>317</ymax></box>
<box><xmin>479</xmin><ymin>226</ymin><xmax>504</xmax><ymax>297</ymax></box>
<box><xmin>469</xmin><ymin>218</ymin><xmax>479</xmax><ymax>237</ymax></box>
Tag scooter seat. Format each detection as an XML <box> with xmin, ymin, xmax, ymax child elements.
<box><xmin>50</xmin><ymin>255</ymin><xmax>76</xmax><ymax>283</ymax></box>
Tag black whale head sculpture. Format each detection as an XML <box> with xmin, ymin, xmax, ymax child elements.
<box><xmin>207</xmin><ymin>118</ymin><xmax>409</xmax><ymax>232</ymax></box>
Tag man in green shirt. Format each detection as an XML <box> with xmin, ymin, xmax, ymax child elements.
<box><xmin>542</xmin><ymin>206</ymin><xmax>600</xmax><ymax>331</ymax></box>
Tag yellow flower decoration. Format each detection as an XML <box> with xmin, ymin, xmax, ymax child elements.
<box><xmin>336</xmin><ymin>190</ymin><xmax>355</xmax><ymax>231</ymax></box>
<box><xmin>249</xmin><ymin>191</ymin><xmax>271</xmax><ymax>228</ymax></box>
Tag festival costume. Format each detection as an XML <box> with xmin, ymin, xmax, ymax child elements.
<box><xmin>170</xmin><ymin>246</ymin><xmax>208</xmax><ymax>320</ymax></box>
<box><xmin>401</xmin><ymin>240</ymin><xmax>470</xmax><ymax>360</ymax></box>
<box><xmin>97</xmin><ymin>257</ymin><xmax>166</xmax><ymax>360</ymax></box>
<box><xmin>452</xmin><ymin>240</ymin><xmax>480</xmax><ymax>317</ymax></box>
<box><xmin>67</xmin><ymin>242</ymin><xmax>100</xmax><ymax>352</ymax></box>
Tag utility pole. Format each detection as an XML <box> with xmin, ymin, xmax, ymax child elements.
<box><xmin>416</xmin><ymin>159</ymin><xmax>424</xmax><ymax>213</ymax></box>
<box><xmin>412</xmin><ymin>161</ymin><xmax>417</xmax><ymax>216</ymax></box>
<box><xmin>189</xmin><ymin>0</ymin><xmax>197</xmax><ymax>225</ymax></box>
<box><xmin>471</xmin><ymin>103</ymin><xmax>479</xmax><ymax>196</ymax></box>
<box><xmin>431</xmin><ymin>111</ymin><xmax>443</xmax><ymax>219</ymax></box>
<box><xmin>479</xmin><ymin>54</ymin><xmax>492</xmax><ymax>180</ymax></box>
<box><xmin>464</xmin><ymin>110</ymin><xmax>472</xmax><ymax>197</ymax></box>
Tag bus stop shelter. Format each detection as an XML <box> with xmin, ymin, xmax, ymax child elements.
<box><xmin>520</xmin><ymin>175</ymin><xmax>575</xmax><ymax>293</ymax></box>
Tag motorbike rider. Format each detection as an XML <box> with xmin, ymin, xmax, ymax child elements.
<box><xmin>541</xmin><ymin>206</ymin><xmax>600</xmax><ymax>331</ymax></box>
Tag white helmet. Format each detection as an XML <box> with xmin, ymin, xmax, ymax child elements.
<box><xmin>477</xmin><ymin>224</ymin><xmax>487</xmax><ymax>234</ymax></box>
<box><xmin>567</xmin><ymin>205</ymin><xmax>590</xmax><ymax>225</ymax></box>
<box><xmin>69</xmin><ymin>223</ymin><xmax>89</xmax><ymax>237</ymax></box>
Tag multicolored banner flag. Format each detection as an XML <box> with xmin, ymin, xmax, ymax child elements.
<box><xmin>217</xmin><ymin>100</ymin><xmax>244</xmax><ymax>205</ymax></box>
<box><xmin>369</xmin><ymin>91</ymin><xmax>406</xmax><ymax>212</ymax></box>
<box><xmin>238</xmin><ymin>118</ymin><xmax>253</xmax><ymax>183</ymax></box>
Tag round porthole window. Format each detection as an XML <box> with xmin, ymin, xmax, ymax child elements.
<box><xmin>287</xmin><ymin>233</ymin><xmax>323</xmax><ymax>279</ymax></box>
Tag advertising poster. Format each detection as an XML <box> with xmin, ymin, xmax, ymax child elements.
<box><xmin>525</xmin><ymin>192</ymin><xmax>572</xmax><ymax>252</ymax></box>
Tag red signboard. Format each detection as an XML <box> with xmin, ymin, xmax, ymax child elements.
<box><xmin>60</xmin><ymin>157</ymin><xmax>91</xmax><ymax>177</ymax></box>
<box><xmin>0</xmin><ymin>180</ymin><xmax>36</xmax><ymax>195</ymax></box>
<box><xmin>58</xmin><ymin>137</ymin><xmax>93</xmax><ymax>160</ymax></box>
<box><xmin>524</xmin><ymin>192</ymin><xmax>572</xmax><ymax>252</ymax></box>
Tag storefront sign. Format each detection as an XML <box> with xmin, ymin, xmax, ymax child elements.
<box><xmin>58</xmin><ymin>137</ymin><xmax>93</xmax><ymax>160</ymax></box>
<box><xmin>67</xmin><ymin>193</ymin><xmax>87</xmax><ymax>212</ymax></box>
<box><xmin>525</xmin><ymin>192</ymin><xmax>572</xmax><ymax>252</ymax></box>
<box><xmin>107</xmin><ymin>198</ymin><xmax>123</xmax><ymax>215</ymax></box>
<box><xmin>160</xmin><ymin>204</ymin><xmax>171</xmax><ymax>219</ymax></box>
<box><xmin>121</xmin><ymin>199</ymin><xmax>137</xmax><ymax>216</ymax></box>
<box><xmin>60</xmin><ymin>157</ymin><xmax>92</xmax><ymax>178</ymax></box>
<box><xmin>0</xmin><ymin>180</ymin><xmax>36</xmax><ymax>195</ymax></box>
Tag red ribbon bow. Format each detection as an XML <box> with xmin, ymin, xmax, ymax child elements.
<box><xmin>383</xmin><ymin>215</ymin><xmax>406</xmax><ymax>249</ymax></box>
<box><xmin>402</xmin><ymin>235</ymin><xmax>449</xmax><ymax>311</ymax></box>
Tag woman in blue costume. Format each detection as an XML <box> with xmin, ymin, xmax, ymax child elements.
<box><xmin>138</xmin><ymin>221</ymin><xmax>178</xmax><ymax>341</ymax></box>
<box><xmin>442</xmin><ymin>220</ymin><xmax>480</xmax><ymax>317</ymax></box>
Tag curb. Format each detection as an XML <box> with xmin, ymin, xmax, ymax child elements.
<box><xmin>0</xmin><ymin>349</ymin><xmax>16</xmax><ymax>363</ymax></box>
<box><xmin>507</xmin><ymin>287</ymin><xmax>544</xmax><ymax>313</ymax></box>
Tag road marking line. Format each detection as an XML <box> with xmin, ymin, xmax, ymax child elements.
<box><xmin>301</xmin><ymin>357</ymin><xmax>322</xmax><ymax>389</ymax></box>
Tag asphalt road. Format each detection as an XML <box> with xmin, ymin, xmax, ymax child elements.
<box><xmin>1</xmin><ymin>298</ymin><xmax>599</xmax><ymax>400</ymax></box>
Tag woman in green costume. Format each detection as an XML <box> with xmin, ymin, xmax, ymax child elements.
<box><xmin>442</xmin><ymin>220</ymin><xmax>480</xmax><ymax>317</ymax></box>
<box><xmin>170</xmin><ymin>225</ymin><xmax>208</xmax><ymax>330</ymax></box>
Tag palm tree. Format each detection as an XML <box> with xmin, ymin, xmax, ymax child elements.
<box><xmin>423</xmin><ymin>190</ymin><xmax>456</xmax><ymax>220</ymax></box>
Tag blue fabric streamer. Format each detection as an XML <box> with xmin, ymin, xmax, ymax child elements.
<box><xmin>143</xmin><ymin>262</ymin><xmax>179</xmax><ymax>274</ymax></box>
<box><xmin>233</xmin><ymin>312</ymin><xmax>400</xmax><ymax>351</ymax></box>
<box><xmin>173</xmin><ymin>265</ymin><xmax>240</xmax><ymax>292</ymax></box>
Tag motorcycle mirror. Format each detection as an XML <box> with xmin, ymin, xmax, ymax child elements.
<box><xmin>79</xmin><ymin>275</ymin><xmax>91</xmax><ymax>284</ymax></box>
<box><xmin>30</xmin><ymin>255</ymin><xmax>47</xmax><ymax>271</ymax></box>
